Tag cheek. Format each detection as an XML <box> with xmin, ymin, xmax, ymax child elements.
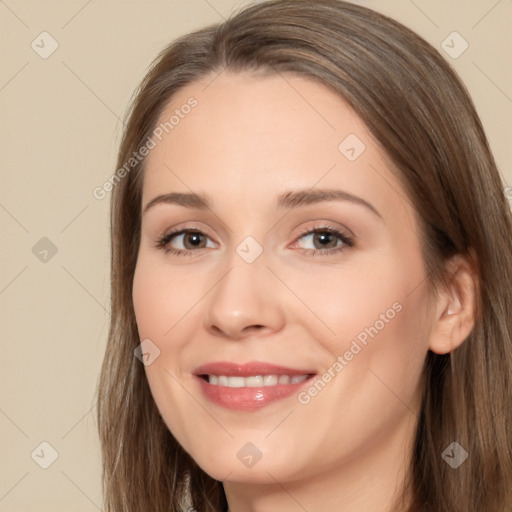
<box><xmin>132</xmin><ymin>255</ymin><xmax>203</xmax><ymax>342</ymax></box>
<box><xmin>287</xmin><ymin>257</ymin><xmax>430</xmax><ymax>469</ymax></box>
<box><xmin>132</xmin><ymin>258</ymin><xmax>202</xmax><ymax>446</ymax></box>
<box><xmin>320</xmin><ymin>252</ymin><xmax>431</xmax><ymax>415</ymax></box>
<box><xmin>290</xmin><ymin>241</ymin><xmax>431</xmax><ymax>404</ymax></box>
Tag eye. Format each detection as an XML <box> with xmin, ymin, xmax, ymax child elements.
<box><xmin>292</xmin><ymin>224</ymin><xmax>355</xmax><ymax>256</ymax></box>
<box><xmin>155</xmin><ymin>227</ymin><xmax>216</xmax><ymax>257</ymax></box>
<box><xmin>155</xmin><ymin>223</ymin><xmax>355</xmax><ymax>258</ymax></box>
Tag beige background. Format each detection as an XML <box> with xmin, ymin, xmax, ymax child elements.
<box><xmin>0</xmin><ymin>0</ymin><xmax>510</xmax><ymax>510</ymax></box>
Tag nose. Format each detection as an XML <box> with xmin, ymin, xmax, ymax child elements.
<box><xmin>204</xmin><ymin>257</ymin><xmax>286</xmax><ymax>341</ymax></box>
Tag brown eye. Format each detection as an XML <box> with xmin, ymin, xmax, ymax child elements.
<box><xmin>182</xmin><ymin>232</ymin><xmax>207</xmax><ymax>249</ymax></box>
<box><xmin>156</xmin><ymin>228</ymin><xmax>216</xmax><ymax>256</ymax></box>
<box><xmin>295</xmin><ymin>227</ymin><xmax>354</xmax><ymax>254</ymax></box>
<box><xmin>311</xmin><ymin>231</ymin><xmax>339</xmax><ymax>250</ymax></box>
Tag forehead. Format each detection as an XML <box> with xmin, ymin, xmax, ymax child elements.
<box><xmin>141</xmin><ymin>71</ymin><xmax>412</xmax><ymax>224</ymax></box>
<box><xmin>148</xmin><ymin>71</ymin><xmax>370</xmax><ymax>164</ymax></box>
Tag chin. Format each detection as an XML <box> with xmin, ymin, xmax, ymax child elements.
<box><xmin>184</xmin><ymin>438</ymin><xmax>314</xmax><ymax>485</ymax></box>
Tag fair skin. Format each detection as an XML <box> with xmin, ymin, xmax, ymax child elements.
<box><xmin>132</xmin><ymin>71</ymin><xmax>476</xmax><ymax>512</ymax></box>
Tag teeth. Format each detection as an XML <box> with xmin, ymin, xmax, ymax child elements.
<box><xmin>245</xmin><ymin>375</ymin><xmax>264</xmax><ymax>387</ymax></box>
<box><xmin>206</xmin><ymin>374</ymin><xmax>309</xmax><ymax>387</ymax></box>
<box><xmin>228</xmin><ymin>376</ymin><xmax>245</xmax><ymax>388</ymax></box>
<box><xmin>263</xmin><ymin>375</ymin><xmax>278</xmax><ymax>386</ymax></box>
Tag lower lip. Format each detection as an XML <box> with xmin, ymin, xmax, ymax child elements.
<box><xmin>196</xmin><ymin>376</ymin><xmax>313</xmax><ymax>411</ymax></box>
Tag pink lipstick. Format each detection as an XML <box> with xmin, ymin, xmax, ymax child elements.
<box><xmin>193</xmin><ymin>361</ymin><xmax>315</xmax><ymax>411</ymax></box>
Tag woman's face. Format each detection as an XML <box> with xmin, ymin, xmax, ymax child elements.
<box><xmin>132</xmin><ymin>71</ymin><xmax>435</xmax><ymax>485</ymax></box>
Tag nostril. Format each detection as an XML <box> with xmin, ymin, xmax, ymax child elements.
<box><xmin>245</xmin><ymin>324</ymin><xmax>264</xmax><ymax>331</ymax></box>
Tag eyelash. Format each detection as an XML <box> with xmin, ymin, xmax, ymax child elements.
<box><xmin>154</xmin><ymin>223</ymin><xmax>355</xmax><ymax>258</ymax></box>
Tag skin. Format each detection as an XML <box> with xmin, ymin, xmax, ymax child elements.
<box><xmin>132</xmin><ymin>71</ymin><xmax>476</xmax><ymax>512</ymax></box>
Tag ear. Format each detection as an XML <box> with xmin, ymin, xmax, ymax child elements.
<box><xmin>428</xmin><ymin>253</ymin><xmax>478</xmax><ymax>355</ymax></box>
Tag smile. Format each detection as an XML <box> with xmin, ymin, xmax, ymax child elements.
<box><xmin>193</xmin><ymin>362</ymin><xmax>315</xmax><ymax>411</ymax></box>
<box><xmin>205</xmin><ymin>374</ymin><xmax>309</xmax><ymax>387</ymax></box>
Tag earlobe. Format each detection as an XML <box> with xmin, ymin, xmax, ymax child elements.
<box><xmin>428</xmin><ymin>254</ymin><xmax>478</xmax><ymax>355</ymax></box>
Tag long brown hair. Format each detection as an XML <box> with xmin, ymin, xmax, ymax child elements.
<box><xmin>96</xmin><ymin>1</ymin><xmax>512</xmax><ymax>510</ymax></box>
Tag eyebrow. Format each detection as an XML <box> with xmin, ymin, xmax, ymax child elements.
<box><xmin>143</xmin><ymin>188</ymin><xmax>382</xmax><ymax>219</ymax></box>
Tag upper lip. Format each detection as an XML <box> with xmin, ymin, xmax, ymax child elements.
<box><xmin>193</xmin><ymin>361</ymin><xmax>316</xmax><ymax>377</ymax></box>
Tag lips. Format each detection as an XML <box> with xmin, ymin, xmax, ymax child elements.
<box><xmin>193</xmin><ymin>361</ymin><xmax>315</xmax><ymax>411</ymax></box>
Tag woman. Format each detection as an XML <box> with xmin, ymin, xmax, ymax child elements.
<box><xmin>96</xmin><ymin>1</ymin><xmax>512</xmax><ymax>510</ymax></box>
